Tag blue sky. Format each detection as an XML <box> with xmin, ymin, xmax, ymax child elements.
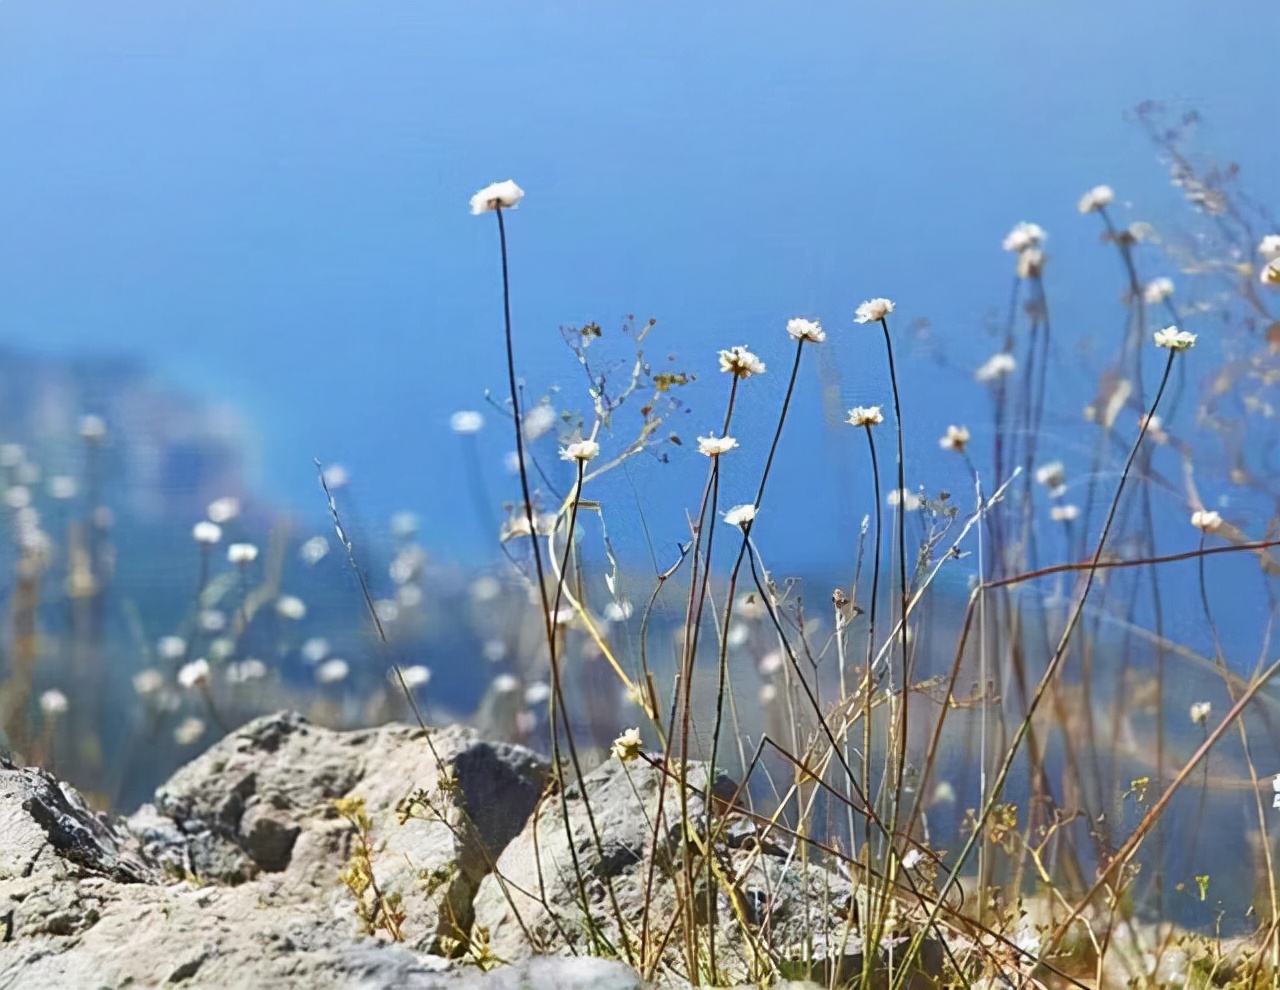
<box><xmin>1</xmin><ymin>1</ymin><xmax>1276</xmax><ymax>566</ymax></box>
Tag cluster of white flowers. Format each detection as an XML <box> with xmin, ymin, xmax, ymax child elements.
<box><xmin>1191</xmin><ymin>509</ymin><xmax>1222</xmax><ymax>532</ymax></box>
<box><xmin>560</xmin><ymin>438</ymin><xmax>600</xmax><ymax>463</ymax></box>
<box><xmin>192</xmin><ymin>521</ymin><xmax>222</xmax><ymax>545</ymax></box>
<box><xmin>974</xmin><ymin>352</ymin><xmax>1017</xmax><ymax>383</ymax></box>
<box><xmin>723</xmin><ymin>504</ymin><xmax>757</xmax><ymax>529</ymax></box>
<box><xmin>177</xmin><ymin>659</ymin><xmax>211</xmax><ymax>690</ymax></box>
<box><xmin>227</xmin><ymin>542</ymin><xmax>259</xmax><ymax>565</ymax></box>
<box><xmin>226</xmin><ymin>659</ymin><xmax>268</xmax><ymax>684</ymax></box>
<box><xmin>846</xmin><ymin>405</ymin><xmax>884</xmax><ymax>428</ymax></box>
<box><xmin>1002</xmin><ymin>221</ymin><xmax>1046</xmax><ymax>254</ymax></box>
<box><xmin>1189</xmin><ymin>701</ymin><xmax>1212</xmax><ymax>726</ymax></box>
<box><xmin>718</xmin><ymin>346</ymin><xmax>767</xmax><ymax>378</ymax></box>
<box><xmin>1077</xmin><ymin>184</ymin><xmax>1115</xmax><ymax>214</ymax></box>
<box><xmin>207</xmin><ymin>497</ymin><xmax>240</xmax><ymax>524</ymax></box>
<box><xmin>1153</xmin><ymin>326</ymin><xmax>1197</xmax><ymax>351</ymax></box>
<box><xmin>854</xmin><ymin>298</ymin><xmax>895</xmax><ymax>324</ymax></box>
<box><xmin>1050</xmin><ymin>504</ymin><xmax>1080</xmax><ymax>523</ymax></box>
<box><xmin>611</xmin><ymin>727</ymin><xmax>644</xmax><ymax>763</ymax></box>
<box><xmin>469</xmin><ymin>179</ymin><xmax>524</xmax><ymax>215</ymax></box>
<box><xmin>1035</xmin><ymin>461</ymin><xmax>1067</xmax><ymax>498</ymax></box>
<box><xmin>1143</xmin><ymin>277</ymin><xmax>1175</xmax><ymax>305</ymax></box>
<box><xmin>786</xmin><ymin>318</ymin><xmax>826</xmax><ymax>343</ymax></box>
<box><xmin>939</xmin><ymin>424</ymin><xmax>971</xmax><ymax>453</ymax></box>
<box><xmin>697</xmin><ymin>434</ymin><xmax>738</xmax><ymax>457</ymax></box>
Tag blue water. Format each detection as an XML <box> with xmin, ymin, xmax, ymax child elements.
<box><xmin>1</xmin><ymin>1</ymin><xmax>1277</xmax><ymax>565</ymax></box>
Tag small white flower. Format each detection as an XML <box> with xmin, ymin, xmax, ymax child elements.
<box><xmin>316</xmin><ymin>658</ymin><xmax>350</xmax><ymax>684</ymax></box>
<box><xmin>1189</xmin><ymin>701</ymin><xmax>1212</xmax><ymax>725</ymax></box>
<box><xmin>1035</xmin><ymin>461</ymin><xmax>1066</xmax><ymax>492</ymax></box>
<box><xmin>78</xmin><ymin>415</ymin><xmax>107</xmax><ymax>442</ymax></box>
<box><xmin>174</xmin><ymin>717</ymin><xmax>206</xmax><ymax>746</ymax></box>
<box><xmin>697</xmin><ymin>434</ymin><xmax>739</xmax><ymax>457</ymax></box>
<box><xmin>492</xmin><ymin>674</ymin><xmax>520</xmax><ymax>694</ymax></box>
<box><xmin>854</xmin><ymin>298</ymin><xmax>895</xmax><ymax>324</ymax></box>
<box><xmin>560</xmin><ymin>439</ymin><xmax>600</xmax><ymax>462</ymax></box>
<box><xmin>321</xmin><ymin>464</ymin><xmax>350</xmax><ymax>489</ymax></box>
<box><xmin>450</xmin><ymin>410</ymin><xmax>485</xmax><ymax>435</ymax></box>
<box><xmin>887</xmin><ymin>488</ymin><xmax>922</xmax><ymax>511</ymax></box>
<box><xmin>192</xmin><ymin>521</ymin><xmax>223</xmax><ymax>545</ymax></box>
<box><xmin>1153</xmin><ymin>326</ymin><xmax>1197</xmax><ymax>351</ymax></box>
<box><xmin>39</xmin><ymin>689</ymin><xmax>68</xmax><ymax>716</ymax></box>
<box><xmin>300</xmin><ymin>535</ymin><xmax>330</xmax><ymax>565</ymax></box>
<box><xmin>157</xmin><ymin>636</ymin><xmax>187</xmax><ymax>661</ymax></box>
<box><xmin>1191</xmin><ymin>509</ymin><xmax>1222</xmax><ymax>532</ymax></box>
<box><xmin>227</xmin><ymin>542</ymin><xmax>259</xmax><ymax>565</ymax></box>
<box><xmin>178</xmin><ymin>659</ymin><xmax>212</xmax><ymax>690</ymax></box>
<box><xmin>522</xmin><ymin>403</ymin><xmax>556</xmax><ymax>441</ymax></box>
<box><xmin>301</xmin><ymin>637</ymin><xmax>330</xmax><ymax>664</ymax></box>
<box><xmin>206</xmin><ymin>497</ymin><xmax>240</xmax><ymax>524</ymax></box>
<box><xmin>939</xmin><ymin>424</ymin><xmax>971</xmax><ymax>453</ymax></box>
<box><xmin>1002</xmin><ymin>222</ymin><xmax>1046</xmax><ymax>253</ymax></box>
<box><xmin>1050</xmin><ymin>504</ymin><xmax>1080</xmax><ymax>523</ymax></box>
<box><xmin>975</xmin><ymin>352</ymin><xmax>1017</xmax><ymax>383</ymax></box>
<box><xmin>1262</xmin><ymin>258</ymin><xmax>1280</xmax><ymax>288</ymax></box>
<box><xmin>611</xmin><ymin>727</ymin><xmax>644</xmax><ymax>764</ymax></box>
<box><xmin>5</xmin><ymin>486</ymin><xmax>30</xmax><ymax>510</ymax></box>
<box><xmin>1077</xmin><ymin>184</ymin><xmax>1115</xmax><ymax>214</ymax></box>
<box><xmin>524</xmin><ymin>681</ymin><xmax>552</xmax><ymax>705</ymax></box>
<box><xmin>758</xmin><ymin>650</ymin><xmax>783</xmax><ymax>676</ymax></box>
<box><xmin>48</xmin><ymin>475</ymin><xmax>77</xmax><ymax>501</ymax></box>
<box><xmin>723</xmin><ymin>504</ymin><xmax>757</xmax><ymax>529</ymax></box>
<box><xmin>846</xmin><ymin>405</ymin><xmax>884</xmax><ymax>427</ymax></box>
<box><xmin>133</xmin><ymin>669</ymin><xmax>165</xmax><ymax>697</ymax></box>
<box><xmin>226</xmin><ymin>659</ymin><xmax>268</xmax><ymax>683</ymax></box>
<box><xmin>786</xmin><ymin>318</ymin><xmax>826</xmax><ymax>343</ymax></box>
<box><xmin>1257</xmin><ymin>234</ymin><xmax>1280</xmax><ymax>261</ymax></box>
<box><xmin>718</xmin><ymin>346</ymin><xmax>767</xmax><ymax>378</ymax></box>
<box><xmin>0</xmin><ymin>443</ymin><xmax>23</xmax><ymax>468</ymax></box>
<box><xmin>603</xmin><ymin>600</ymin><xmax>633</xmax><ymax>622</ymax></box>
<box><xmin>398</xmin><ymin>664</ymin><xmax>432</xmax><ymax>690</ymax></box>
<box><xmin>469</xmin><ymin>179</ymin><xmax>524</xmax><ymax>215</ymax></box>
<box><xmin>199</xmin><ymin>610</ymin><xmax>227</xmax><ymax>634</ymax></box>
<box><xmin>275</xmin><ymin>595</ymin><xmax>307</xmax><ymax>620</ymax></box>
<box><xmin>1143</xmin><ymin>277</ymin><xmax>1175</xmax><ymax>305</ymax></box>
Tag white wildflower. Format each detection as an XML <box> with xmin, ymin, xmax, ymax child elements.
<box><xmin>524</xmin><ymin>681</ymin><xmax>551</xmax><ymax>706</ymax></box>
<box><xmin>1143</xmin><ymin>277</ymin><xmax>1175</xmax><ymax>305</ymax></box>
<box><xmin>398</xmin><ymin>664</ymin><xmax>432</xmax><ymax>690</ymax></box>
<box><xmin>854</xmin><ymin>298</ymin><xmax>895</xmax><ymax>324</ymax></box>
<box><xmin>723</xmin><ymin>504</ymin><xmax>757</xmax><ymax>529</ymax></box>
<box><xmin>939</xmin><ymin>424</ymin><xmax>971</xmax><ymax>453</ymax></box>
<box><xmin>133</xmin><ymin>669</ymin><xmax>165</xmax><ymax>697</ymax></box>
<box><xmin>78</xmin><ymin>415</ymin><xmax>107</xmax><ymax>442</ymax></box>
<box><xmin>157</xmin><ymin>636</ymin><xmax>186</xmax><ymax>661</ymax></box>
<box><xmin>300</xmin><ymin>535</ymin><xmax>330</xmax><ymax>565</ymax></box>
<box><xmin>1050</xmin><ymin>504</ymin><xmax>1080</xmax><ymax>523</ymax></box>
<box><xmin>316</xmin><ymin>658</ymin><xmax>350</xmax><ymax>684</ymax></box>
<box><xmin>321</xmin><ymin>464</ymin><xmax>349</xmax><ymax>489</ymax></box>
<box><xmin>1077</xmin><ymin>184</ymin><xmax>1115</xmax><ymax>214</ymax></box>
<box><xmin>786</xmin><ymin>318</ymin><xmax>826</xmax><ymax>343</ymax></box>
<box><xmin>1258</xmin><ymin>235</ymin><xmax>1280</xmax><ymax>261</ymax></box>
<box><xmin>846</xmin><ymin>405</ymin><xmax>884</xmax><ymax>427</ymax></box>
<box><xmin>174</xmin><ymin>717</ymin><xmax>206</xmax><ymax>746</ymax></box>
<box><xmin>301</xmin><ymin>637</ymin><xmax>330</xmax><ymax>664</ymax></box>
<box><xmin>5</xmin><ymin>486</ymin><xmax>30</xmax><ymax>510</ymax></box>
<box><xmin>227</xmin><ymin>542</ymin><xmax>259</xmax><ymax>565</ymax></box>
<box><xmin>47</xmin><ymin>475</ymin><xmax>77</xmax><ymax>501</ymax></box>
<box><xmin>396</xmin><ymin>583</ymin><xmax>424</xmax><ymax>608</ymax></box>
<box><xmin>1035</xmin><ymin>461</ymin><xmax>1066</xmax><ymax>493</ymax></box>
<box><xmin>39</xmin><ymin>689</ymin><xmax>68</xmax><ymax>716</ymax></box>
<box><xmin>192</xmin><ymin>521</ymin><xmax>223</xmax><ymax>545</ymax></box>
<box><xmin>206</xmin><ymin>497</ymin><xmax>240</xmax><ymax>524</ymax></box>
<box><xmin>603</xmin><ymin>600</ymin><xmax>633</xmax><ymax>622</ymax></box>
<box><xmin>522</xmin><ymin>403</ymin><xmax>556</xmax><ymax>441</ymax></box>
<box><xmin>1002</xmin><ymin>222</ymin><xmax>1046</xmax><ymax>253</ymax></box>
<box><xmin>199</xmin><ymin>610</ymin><xmax>227</xmax><ymax>634</ymax></box>
<box><xmin>226</xmin><ymin>659</ymin><xmax>268</xmax><ymax>684</ymax></box>
<box><xmin>1191</xmin><ymin>509</ymin><xmax>1222</xmax><ymax>532</ymax></box>
<box><xmin>275</xmin><ymin>595</ymin><xmax>307</xmax><ymax>620</ymax></box>
<box><xmin>718</xmin><ymin>346</ymin><xmax>766</xmax><ymax>378</ymax></box>
<box><xmin>611</xmin><ymin>727</ymin><xmax>644</xmax><ymax>764</ymax></box>
<box><xmin>974</xmin><ymin>352</ymin><xmax>1017</xmax><ymax>383</ymax></box>
<box><xmin>560</xmin><ymin>439</ymin><xmax>600</xmax><ymax>463</ymax></box>
<box><xmin>697</xmin><ymin>434</ymin><xmax>739</xmax><ymax>457</ymax></box>
<box><xmin>886</xmin><ymin>488</ymin><xmax>922</xmax><ymax>511</ymax></box>
<box><xmin>390</xmin><ymin>512</ymin><xmax>419</xmax><ymax>539</ymax></box>
<box><xmin>177</xmin><ymin>659</ymin><xmax>212</xmax><ymax>690</ymax></box>
<box><xmin>1153</xmin><ymin>326</ymin><xmax>1197</xmax><ymax>351</ymax></box>
<box><xmin>469</xmin><ymin>179</ymin><xmax>524</xmax><ymax>215</ymax></box>
<box><xmin>450</xmin><ymin>410</ymin><xmax>485</xmax><ymax>435</ymax></box>
<box><xmin>1189</xmin><ymin>701</ymin><xmax>1212</xmax><ymax>725</ymax></box>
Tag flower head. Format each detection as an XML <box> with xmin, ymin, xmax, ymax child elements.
<box><xmin>1077</xmin><ymin>185</ymin><xmax>1115</xmax><ymax>214</ymax></box>
<box><xmin>846</xmin><ymin>405</ymin><xmax>884</xmax><ymax>428</ymax></box>
<box><xmin>1258</xmin><ymin>234</ymin><xmax>1280</xmax><ymax>261</ymax></box>
<box><xmin>1191</xmin><ymin>509</ymin><xmax>1222</xmax><ymax>533</ymax></box>
<box><xmin>398</xmin><ymin>664</ymin><xmax>432</xmax><ymax>690</ymax></box>
<box><xmin>886</xmin><ymin>488</ymin><xmax>922</xmax><ymax>511</ymax></box>
<box><xmin>1189</xmin><ymin>701</ymin><xmax>1212</xmax><ymax>726</ymax></box>
<box><xmin>450</xmin><ymin>410</ymin><xmax>485</xmax><ymax>435</ymax></box>
<box><xmin>276</xmin><ymin>595</ymin><xmax>307</xmax><ymax>620</ymax></box>
<box><xmin>718</xmin><ymin>346</ymin><xmax>766</xmax><ymax>378</ymax></box>
<box><xmin>723</xmin><ymin>504</ymin><xmax>757</xmax><ymax>529</ymax></box>
<box><xmin>854</xmin><ymin>298</ymin><xmax>895</xmax><ymax>324</ymax></box>
<box><xmin>1153</xmin><ymin>326</ymin><xmax>1197</xmax><ymax>351</ymax></box>
<box><xmin>939</xmin><ymin>424</ymin><xmax>971</xmax><ymax>453</ymax></box>
<box><xmin>697</xmin><ymin>434</ymin><xmax>739</xmax><ymax>457</ymax></box>
<box><xmin>975</xmin><ymin>353</ymin><xmax>1017</xmax><ymax>383</ymax></box>
<box><xmin>1050</xmin><ymin>504</ymin><xmax>1080</xmax><ymax>523</ymax></box>
<box><xmin>39</xmin><ymin>688</ymin><xmax>68</xmax><ymax>716</ymax></box>
<box><xmin>227</xmin><ymin>542</ymin><xmax>259</xmax><ymax>565</ymax></box>
<box><xmin>1143</xmin><ymin>277</ymin><xmax>1175</xmax><ymax>305</ymax></box>
<box><xmin>226</xmin><ymin>659</ymin><xmax>269</xmax><ymax>684</ymax></box>
<box><xmin>611</xmin><ymin>727</ymin><xmax>644</xmax><ymax>764</ymax></box>
<box><xmin>1035</xmin><ymin>461</ymin><xmax>1067</xmax><ymax>497</ymax></box>
<box><xmin>79</xmin><ymin>415</ymin><xmax>107</xmax><ymax>443</ymax></box>
<box><xmin>560</xmin><ymin>439</ymin><xmax>600</xmax><ymax>463</ymax></box>
<box><xmin>786</xmin><ymin>318</ymin><xmax>826</xmax><ymax>343</ymax></box>
<box><xmin>316</xmin><ymin>658</ymin><xmax>350</xmax><ymax>684</ymax></box>
<box><xmin>174</xmin><ymin>717</ymin><xmax>206</xmax><ymax>746</ymax></box>
<box><xmin>178</xmin><ymin>659</ymin><xmax>212</xmax><ymax>690</ymax></box>
<box><xmin>133</xmin><ymin>669</ymin><xmax>165</xmax><ymax>697</ymax></box>
<box><xmin>192</xmin><ymin>521</ymin><xmax>222</xmax><ymax>546</ymax></box>
<box><xmin>1002</xmin><ymin>222</ymin><xmax>1046</xmax><ymax>253</ymax></box>
<box><xmin>207</xmin><ymin>497</ymin><xmax>240</xmax><ymax>524</ymax></box>
<box><xmin>469</xmin><ymin>179</ymin><xmax>524</xmax><ymax>215</ymax></box>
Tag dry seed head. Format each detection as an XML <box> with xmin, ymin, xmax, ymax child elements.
<box><xmin>469</xmin><ymin>179</ymin><xmax>524</xmax><ymax>215</ymax></box>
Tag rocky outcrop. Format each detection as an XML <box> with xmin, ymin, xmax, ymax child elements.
<box><xmin>0</xmin><ymin>711</ymin><xmax>934</xmax><ymax>989</ymax></box>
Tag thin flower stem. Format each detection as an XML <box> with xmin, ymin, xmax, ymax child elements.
<box><xmin>861</xmin><ymin>423</ymin><xmax>883</xmax><ymax>864</ymax></box>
